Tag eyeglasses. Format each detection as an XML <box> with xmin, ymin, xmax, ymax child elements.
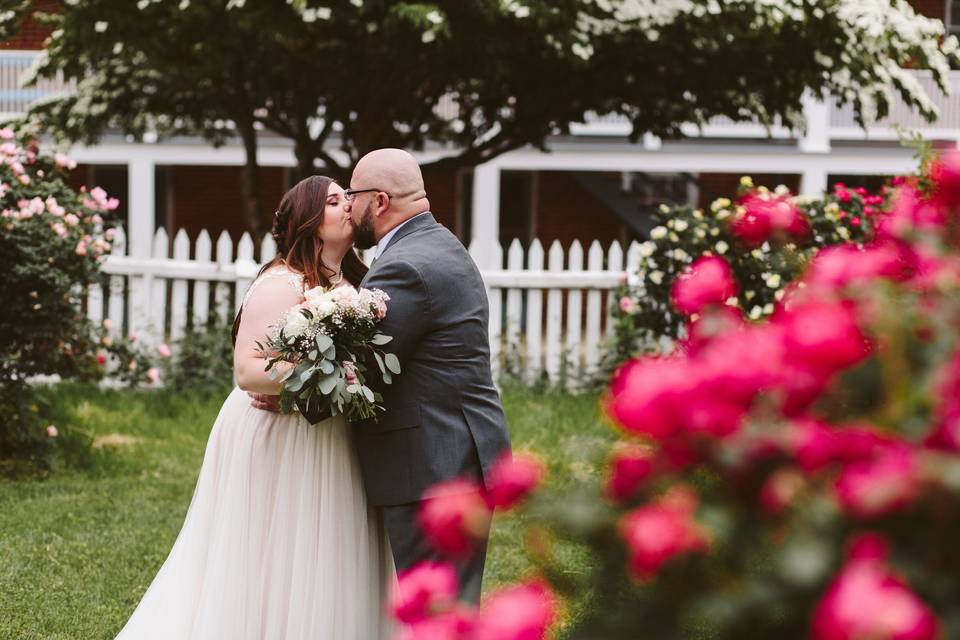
<box><xmin>343</xmin><ymin>187</ymin><xmax>390</xmax><ymax>203</ymax></box>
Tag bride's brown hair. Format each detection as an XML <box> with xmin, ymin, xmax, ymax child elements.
<box><xmin>231</xmin><ymin>175</ymin><xmax>368</xmax><ymax>345</ymax></box>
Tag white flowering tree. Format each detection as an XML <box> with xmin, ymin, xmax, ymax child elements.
<box><xmin>10</xmin><ymin>0</ymin><xmax>959</xmax><ymax>232</ymax></box>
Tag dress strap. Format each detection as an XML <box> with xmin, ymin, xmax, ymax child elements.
<box><xmin>240</xmin><ymin>267</ymin><xmax>305</xmax><ymax>310</ymax></box>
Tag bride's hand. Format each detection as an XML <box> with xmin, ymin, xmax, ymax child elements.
<box><xmin>248</xmin><ymin>392</ymin><xmax>281</xmax><ymax>413</ymax></box>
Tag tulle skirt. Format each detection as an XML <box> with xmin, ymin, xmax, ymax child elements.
<box><xmin>115</xmin><ymin>386</ymin><xmax>395</xmax><ymax>640</ymax></box>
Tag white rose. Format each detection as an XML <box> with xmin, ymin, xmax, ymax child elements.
<box><xmin>639</xmin><ymin>241</ymin><xmax>656</xmax><ymax>257</ymax></box>
<box><xmin>715</xmin><ymin>240</ymin><xmax>729</xmax><ymax>254</ymax></box>
<box><xmin>674</xmin><ymin>220</ymin><xmax>689</xmax><ymax>232</ymax></box>
<box><xmin>284</xmin><ymin>310</ymin><xmax>309</xmax><ymax>337</ymax></box>
<box><xmin>649</xmin><ymin>270</ymin><xmax>664</xmax><ymax>285</ymax></box>
<box><xmin>650</xmin><ymin>226</ymin><xmax>667</xmax><ymax>240</ymax></box>
<box><xmin>312</xmin><ymin>298</ymin><xmax>337</xmax><ymax>319</ymax></box>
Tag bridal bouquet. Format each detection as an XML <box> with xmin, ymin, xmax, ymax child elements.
<box><xmin>256</xmin><ymin>286</ymin><xmax>400</xmax><ymax>423</ymax></box>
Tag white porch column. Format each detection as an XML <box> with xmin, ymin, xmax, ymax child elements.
<box><xmin>800</xmin><ymin>168</ymin><xmax>829</xmax><ymax>197</ymax></box>
<box><xmin>127</xmin><ymin>158</ymin><xmax>156</xmax><ymax>337</ymax></box>
<box><xmin>799</xmin><ymin>92</ymin><xmax>831</xmax><ymax>154</ymax></box>
<box><xmin>470</xmin><ymin>161</ymin><xmax>501</xmax><ymax>269</ymax></box>
<box><xmin>127</xmin><ymin>158</ymin><xmax>156</xmax><ymax>258</ymax></box>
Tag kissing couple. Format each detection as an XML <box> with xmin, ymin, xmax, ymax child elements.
<box><xmin>114</xmin><ymin>148</ymin><xmax>512</xmax><ymax>639</ymax></box>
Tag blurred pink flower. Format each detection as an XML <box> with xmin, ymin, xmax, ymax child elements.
<box><xmin>391</xmin><ymin>561</ymin><xmax>459</xmax><ymax>625</ymax></box>
<box><xmin>418</xmin><ymin>479</ymin><xmax>491</xmax><ymax>557</ymax></box>
<box><xmin>778</xmin><ymin>301</ymin><xmax>870</xmax><ymax>377</ymax></box>
<box><xmin>759</xmin><ymin>467</ymin><xmax>805</xmax><ymax>515</ymax></box>
<box><xmin>835</xmin><ymin>446</ymin><xmax>922</xmax><ymax>519</ymax></box>
<box><xmin>619</xmin><ymin>296</ymin><xmax>637</xmax><ymax>314</ymax></box>
<box><xmin>471</xmin><ymin>581</ymin><xmax>556</xmax><ymax>640</ymax></box>
<box><xmin>146</xmin><ymin>367</ymin><xmax>160</xmax><ymax>384</ymax></box>
<box><xmin>46</xmin><ymin>425</ymin><xmax>58</xmax><ymax>438</ymax></box>
<box><xmin>606</xmin><ymin>357</ymin><xmax>691</xmax><ymax>440</ymax></box>
<box><xmin>731</xmin><ymin>193</ymin><xmax>808</xmax><ymax>246</ymax></box>
<box><xmin>929</xmin><ymin>148</ymin><xmax>960</xmax><ymax>209</ymax></box>
<box><xmin>604</xmin><ymin>442</ymin><xmax>655</xmax><ymax>502</ymax></box>
<box><xmin>812</xmin><ymin>550</ymin><xmax>938</xmax><ymax>640</ymax></box>
<box><xmin>485</xmin><ymin>452</ymin><xmax>545</xmax><ymax>510</ymax></box>
<box><xmin>157</xmin><ymin>343</ymin><xmax>172</xmax><ymax>358</ymax></box>
<box><xmin>393</xmin><ymin>606</ymin><xmax>476</xmax><ymax>640</ymax></box>
<box><xmin>619</xmin><ymin>491</ymin><xmax>710</xmax><ymax>580</ymax></box>
<box><xmin>671</xmin><ymin>256</ymin><xmax>737</xmax><ymax>316</ymax></box>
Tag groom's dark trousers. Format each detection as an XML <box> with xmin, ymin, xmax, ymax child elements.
<box><xmin>354</xmin><ymin>212</ymin><xmax>511</xmax><ymax>603</ymax></box>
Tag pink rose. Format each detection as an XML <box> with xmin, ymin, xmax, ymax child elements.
<box><xmin>54</xmin><ymin>153</ymin><xmax>77</xmax><ymax>170</ymax></box>
<box><xmin>778</xmin><ymin>301</ymin><xmax>870</xmax><ymax>377</ymax></box>
<box><xmin>75</xmin><ymin>242</ymin><xmax>87</xmax><ymax>256</ymax></box>
<box><xmin>604</xmin><ymin>442</ymin><xmax>655</xmax><ymax>502</ymax></box>
<box><xmin>731</xmin><ymin>193</ymin><xmax>809</xmax><ymax>246</ymax></box>
<box><xmin>157</xmin><ymin>343</ymin><xmax>172</xmax><ymax>358</ymax></box>
<box><xmin>835</xmin><ymin>446</ymin><xmax>922</xmax><ymax>519</ymax></box>
<box><xmin>619</xmin><ymin>489</ymin><xmax>710</xmax><ymax>580</ymax></box>
<box><xmin>929</xmin><ymin>148</ymin><xmax>960</xmax><ymax>209</ymax></box>
<box><xmin>391</xmin><ymin>561</ymin><xmax>459</xmax><ymax>624</ymax></box>
<box><xmin>471</xmin><ymin>581</ymin><xmax>556</xmax><ymax>640</ymax></box>
<box><xmin>671</xmin><ymin>256</ymin><xmax>737</xmax><ymax>315</ymax></box>
<box><xmin>46</xmin><ymin>425</ymin><xmax>58</xmax><ymax>438</ymax></box>
<box><xmin>812</xmin><ymin>547</ymin><xmax>938</xmax><ymax>640</ymax></box>
<box><xmin>96</xmin><ymin>352</ymin><xmax>107</xmax><ymax>366</ymax></box>
<box><xmin>618</xmin><ymin>295</ymin><xmax>636</xmax><ymax>314</ymax></box>
<box><xmin>605</xmin><ymin>357</ymin><xmax>692</xmax><ymax>441</ymax></box>
<box><xmin>0</xmin><ymin>127</ymin><xmax>14</xmax><ymax>140</ymax></box>
<box><xmin>342</xmin><ymin>360</ymin><xmax>358</xmax><ymax>385</ymax></box>
<box><xmin>146</xmin><ymin>367</ymin><xmax>160</xmax><ymax>384</ymax></box>
<box><xmin>394</xmin><ymin>606</ymin><xmax>476</xmax><ymax>640</ymax></box>
<box><xmin>484</xmin><ymin>452</ymin><xmax>545</xmax><ymax>510</ymax></box>
<box><xmin>418</xmin><ymin>479</ymin><xmax>491</xmax><ymax>557</ymax></box>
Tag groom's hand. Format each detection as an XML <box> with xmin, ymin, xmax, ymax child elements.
<box><xmin>248</xmin><ymin>392</ymin><xmax>281</xmax><ymax>413</ymax></box>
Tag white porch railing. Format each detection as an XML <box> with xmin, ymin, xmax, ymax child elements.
<box><xmin>90</xmin><ymin>227</ymin><xmax>637</xmax><ymax>384</ymax></box>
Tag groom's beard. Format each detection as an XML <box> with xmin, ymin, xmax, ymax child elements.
<box><xmin>352</xmin><ymin>203</ymin><xmax>377</xmax><ymax>250</ymax></box>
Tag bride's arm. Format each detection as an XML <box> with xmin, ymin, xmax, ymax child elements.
<box><xmin>233</xmin><ymin>276</ymin><xmax>302</xmax><ymax>395</ymax></box>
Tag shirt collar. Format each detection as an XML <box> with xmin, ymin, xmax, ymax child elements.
<box><xmin>373</xmin><ymin>212</ymin><xmax>430</xmax><ymax>260</ymax></box>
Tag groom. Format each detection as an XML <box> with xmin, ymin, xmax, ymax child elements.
<box><xmin>347</xmin><ymin>148</ymin><xmax>512</xmax><ymax>601</ymax></box>
<box><xmin>252</xmin><ymin>149</ymin><xmax>511</xmax><ymax>602</ymax></box>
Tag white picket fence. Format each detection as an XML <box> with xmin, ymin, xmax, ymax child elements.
<box><xmin>89</xmin><ymin>227</ymin><xmax>640</xmax><ymax>384</ymax></box>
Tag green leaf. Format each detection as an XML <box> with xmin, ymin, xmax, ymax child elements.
<box><xmin>373</xmin><ymin>351</ymin><xmax>386</xmax><ymax>376</ymax></box>
<box><xmin>360</xmin><ymin>385</ymin><xmax>375</xmax><ymax>402</ymax></box>
<box><xmin>315</xmin><ymin>334</ymin><xmax>333</xmax><ymax>352</ymax></box>
<box><xmin>384</xmin><ymin>353</ymin><xmax>401</xmax><ymax>375</ymax></box>
<box><xmin>319</xmin><ymin>359</ymin><xmax>335</xmax><ymax>374</ymax></box>
<box><xmin>371</xmin><ymin>333</ymin><xmax>393</xmax><ymax>346</ymax></box>
<box><xmin>318</xmin><ymin>372</ymin><xmax>339</xmax><ymax>395</ymax></box>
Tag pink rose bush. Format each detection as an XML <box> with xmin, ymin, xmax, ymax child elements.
<box><xmin>400</xmin><ymin>156</ymin><xmax>960</xmax><ymax>638</ymax></box>
<box><xmin>1</xmin><ymin>125</ymin><xmax>121</xmax><ymax>467</ymax></box>
<box><xmin>606</xmin><ymin>180</ymin><xmax>888</xmax><ymax>371</ymax></box>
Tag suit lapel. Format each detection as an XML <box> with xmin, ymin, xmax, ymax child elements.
<box><xmin>360</xmin><ymin>212</ymin><xmax>436</xmax><ymax>288</ymax></box>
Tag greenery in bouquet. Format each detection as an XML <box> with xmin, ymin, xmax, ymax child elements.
<box><xmin>605</xmin><ymin>177</ymin><xmax>891</xmax><ymax>372</ymax></box>
<box><xmin>257</xmin><ymin>285</ymin><xmax>399</xmax><ymax>423</ymax></box>
<box><xmin>390</xmin><ymin>152</ymin><xmax>960</xmax><ymax>639</ymax></box>
<box><xmin>0</xmin><ymin>124</ymin><xmax>118</xmax><ymax>466</ymax></box>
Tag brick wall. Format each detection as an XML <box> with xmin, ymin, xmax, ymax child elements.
<box><xmin>697</xmin><ymin>173</ymin><xmax>802</xmax><ymax>210</ymax></box>
<box><xmin>0</xmin><ymin>0</ymin><xmax>56</xmax><ymax>50</ymax></box>
<box><xmin>168</xmin><ymin>165</ymin><xmax>288</xmax><ymax>247</ymax></box>
<box><xmin>533</xmin><ymin>171</ymin><xmax>628</xmax><ymax>248</ymax></box>
<box><xmin>907</xmin><ymin>0</ymin><xmax>946</xmax><ymax>21</ymax></box>
<box><xmin>420</xmin><ymin>164</ymin><xmax>460</xmax><ymax>234</ymax></box>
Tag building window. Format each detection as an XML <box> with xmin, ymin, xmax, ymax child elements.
<box><xmin>948</xmin><ymin>1</ymin><xmax>960</xmax><ymax>37</ymax></box>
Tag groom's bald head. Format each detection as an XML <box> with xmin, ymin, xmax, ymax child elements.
<box><xmin>353</xmin><ymin>148</ymin><xmax>426</xmax><ymax>201</ymax></box>
<box><xmin>348</xmin><ymin>148</ymin><xmax>430</xmax><ymax>247</ymax></box>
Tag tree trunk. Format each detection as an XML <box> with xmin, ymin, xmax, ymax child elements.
<box><xmin>238</xmin><ymin>121</ymin><xmax>264</xmax><ymax>237</ymax></box>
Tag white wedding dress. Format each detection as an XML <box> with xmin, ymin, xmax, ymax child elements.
<box><xmin>115</xmin><ymin>266</ymin><xmax>395</xmax><ymax>640</ymax></box>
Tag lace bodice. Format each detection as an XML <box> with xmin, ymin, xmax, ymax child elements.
<box><xmin>240</xmin><ymin>266</ymin><xmax>305</xmax><ymax>310</ymax></box>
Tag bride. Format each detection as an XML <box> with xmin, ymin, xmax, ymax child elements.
<box><xmin>114</xmin><ymin>176</ymin><xmax>394</xmax><ymax>639</ymax></box>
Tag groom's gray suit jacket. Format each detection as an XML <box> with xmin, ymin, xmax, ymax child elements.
<box><xmin>355</xmin><ymin>212</ymin><xmax>511</xmax><ymax>507</ymax></box>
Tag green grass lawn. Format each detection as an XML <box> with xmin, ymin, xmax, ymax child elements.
<box><xmin>0</xmin><ymin>382</ymin><xmax>614</xmax><ymax>640</ymax></box>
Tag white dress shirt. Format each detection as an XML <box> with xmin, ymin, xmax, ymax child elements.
<box><xmin>372</xmin><ymin>212</ymin><xmax>431</xmax><ymax>262</ymax></box>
